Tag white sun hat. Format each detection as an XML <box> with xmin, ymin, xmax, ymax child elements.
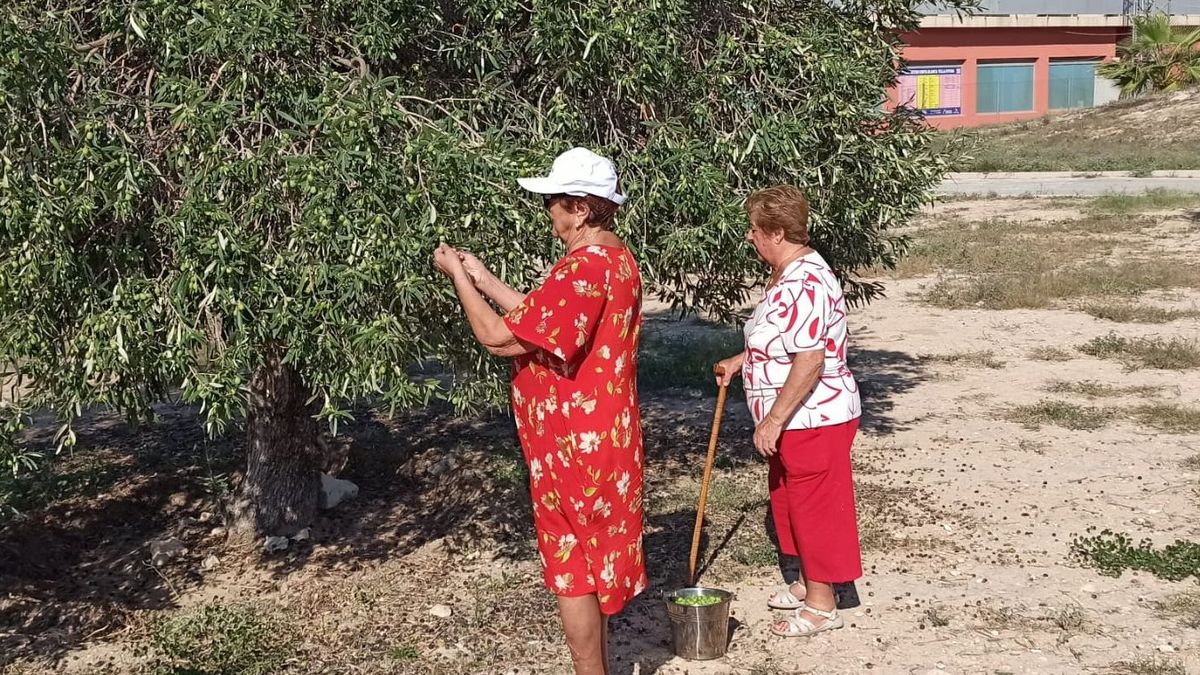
<box><xmin>517</xmin><ymin>147</ymin><xmax>627</xmax><ymax>205</ymax></box>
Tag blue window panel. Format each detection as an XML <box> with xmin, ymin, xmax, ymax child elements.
<box><xmin>977</xmin><ymin>62</ymin><xmax>1034</xmax><ymax>114</ymax></box>
<box><xmin>1050</xmin><ymin>60</ymin><xmax>1097</xmax><ymax>110</ymax></box>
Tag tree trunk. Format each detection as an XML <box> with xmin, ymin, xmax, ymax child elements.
<box><xmin>230</xmin><ymin>351</ymin><xmax>323</xmax><ymax>539</ymax></box>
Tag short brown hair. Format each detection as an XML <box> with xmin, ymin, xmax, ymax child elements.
<box><xmin>745</xmin><ymin>185</ymin><xmax>810</xmax><ymax>245</ymax></box>
<box><xmin>556</xmin><ymin>194</ymin><xmax>620</xmax><ymax>230</ymax></box>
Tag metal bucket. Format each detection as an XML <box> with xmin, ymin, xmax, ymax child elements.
<box><xmin>664</xmin><ymin>586</ymin><xmax>733</xmax><ymax>661</ymax></box>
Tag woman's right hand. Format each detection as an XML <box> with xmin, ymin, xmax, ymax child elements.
<box><xmin>714</xmin><ymin>353</ymin><xmax>745</xmax><ymax>387</ymax></box>
<box><xmin>456</xmin><ymin>250</ymin><xmax>490</xmax><ymax>287</ymax></box>
<box><xmin>433</xmin><ymin>243</ymin><xmax>466</xmax><ymax>280</ymax></box>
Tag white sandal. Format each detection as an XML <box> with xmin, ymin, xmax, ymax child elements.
<box><xmin>771</xmin><ymin>603</ymin><xmax>844</xmax><ymax>637</ymax></box>
<box><xmin>767</xmin><ymin>585</ymin><xmax>806</xmax><ymax>610</ymax></box>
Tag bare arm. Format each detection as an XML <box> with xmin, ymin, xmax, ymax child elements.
<box><xmin>451</xmin><ymin>272</ymin><xmax>532</xmax><ymax>358</ymax></box>
<box><xmin>458</xmin><ymin>251</ymin><xmax>526</xmax><ymax>312</ymax></box>
<box><xmin>477</xmin><ymin>273</ymin><xmax>526</xmax><ymax>313</ymax></box>
<box><xmin>435</xmin><ymin>244</ymin><xmax>532</xmax><ymax>358</ymax></box>
<box><xmin>753</xmin><ymin>350</ymin><xmax>824</xmax><ymax>457</ymax></box>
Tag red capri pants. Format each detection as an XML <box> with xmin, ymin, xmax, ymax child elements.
<box><xmin>767</xmin><ymin>418</ymin><xmax>862</xmax><ymax>583</ymax></box>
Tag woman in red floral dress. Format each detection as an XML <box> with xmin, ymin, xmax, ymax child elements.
<box><xmin>433</xmin><ymin>148</ymin><xmax>645</xmax><ymax>675</ymax></box>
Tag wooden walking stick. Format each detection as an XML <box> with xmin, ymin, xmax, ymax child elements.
<box><xmin>688</xmin><ymin>364</ymin><xmax>730</xmax><ymax>587</ymax></box>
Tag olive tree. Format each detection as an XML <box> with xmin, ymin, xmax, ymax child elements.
<box><xmin>0</xmin><ymin>0</ymin><xmax>960</xmax><ymax>536</ymax></box>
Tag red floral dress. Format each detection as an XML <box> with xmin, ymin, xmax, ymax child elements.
<box><xmin>502</xmin><ymin>245</ymin><xmax>647</xmax><ymax>615</ymax></box>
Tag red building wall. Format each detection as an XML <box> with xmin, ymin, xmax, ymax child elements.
<box><xmin>893</xmin><ymin>26</ymin><xmax>1127</xmax><ymax>128</ymax></box>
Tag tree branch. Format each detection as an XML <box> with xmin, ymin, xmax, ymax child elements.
<box><xmin>332</xmin><ymin>56</ymin><xmax>368</xmax><ymax>79</ymax></box>
<box><xmin>74</xmin><ymin>32</ymin><xmax>120</xmax><ymax>53</ymax></box>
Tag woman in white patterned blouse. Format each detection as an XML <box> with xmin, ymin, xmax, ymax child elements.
<box><xmin>716</xmin><ymin>185</ymin><xmax>863</xmax><ymax>638</ymax></box>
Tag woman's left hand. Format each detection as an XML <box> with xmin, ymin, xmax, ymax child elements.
<box><xmin>753</xmin><ymin>416</ymin><xmax>784</xmax><ymax>458</ymax></box>
<box><xmin>433</xmin><ymin>244</ymin><xmax>466</xmax><ymax>280</ymax></box>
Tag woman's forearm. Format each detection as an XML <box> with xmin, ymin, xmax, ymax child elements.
<box><xmin>764</xmin><ymin>350</ymin><xmax>824</xmax><ymax>426</ymax></box>
<box><xmin>479</xmin><ymin>273</ymin><xmax>527</xmax><ymax>312</ymax></box>
<box><xmin>452</xmin><ymin>274</ymin><xmax>529</xmax><ymax>357</ymax></box>
<box><xmin>727</xmin><ymin>351</ymin><xmax>747</xmax><ymax>371</ymax></box>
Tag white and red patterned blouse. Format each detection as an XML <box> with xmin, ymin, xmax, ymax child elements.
<box><xmin>742</xmin><ymin>251</ymin><xmax>861</xmax><ymax>430</ymax></box>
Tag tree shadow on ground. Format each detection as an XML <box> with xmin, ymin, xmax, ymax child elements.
<box><xmin>0</xmin><ymin>403</ymin><xmax>239</xmax><ymax>665</ymax></box>
<box><xmin>849</xmin><ymin>325</ymin><xmax>931</xmax><ymax>435</ymax></box>
<box><xmin>0</xmin><ymin>384</ymin><xmax>769</xmax><ymax>667</ymax></box>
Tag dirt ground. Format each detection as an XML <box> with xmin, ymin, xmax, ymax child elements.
<box><xmin>2</xmin><ymin>197</ymin><xmax>1199</xmax><ymax>675</ymax></box>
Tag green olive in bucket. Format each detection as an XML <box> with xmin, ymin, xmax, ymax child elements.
<box><xmin>673</xmin><ymin>594</ymin><xmax>723</xmax><ymax>607</ymax></box>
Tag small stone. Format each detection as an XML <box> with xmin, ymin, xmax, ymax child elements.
<box><xmin>209</xmin><ymin>527</ymin><xmax>228</xmax><ymax>539</ymax></box>
<box><xmin>264</xmin><ymin>536</ymin><xmax>290</xmax><ymax>553</ymax></box>
<box><xmin>1157</xmin><ymin>644</ymin><xmax>1176</xmax><ymax>653</ymax></box>
<box><xmin>168</xmin><ymin>492</ymin><xmax>188</xmax><ymax>508</ymax></box>
<box><xmin>429</xmin><ymin>604</ymin><xmax>453</xmax><ymax>619</ymax></box>
<box><xmin>198</xmin><ymin>512</ymin><xmax>215</xmax><ymax>523</ymax></box>
<box><xmin>292</xmin><ymin>528</ymin><xmax>311</xmax><ymax>542</ymax></box>
<box><xmin>319</xmin><ymin>474</ymin><xmax>359</xmax><ymax>510</ymax></box>
<box><xmin>149</xmin><ymin>538</ymin><xmax>186</xmax><ymax>564</ymax></box>
<box><xmin>429</xmin><ymin>457</ymin><xmax>455</xmax><ymax>477</ymax></box>
<box><xmin>201</xmin><ymin>555</ymin><xmax>220</xmax><ymax>570</ymax></box>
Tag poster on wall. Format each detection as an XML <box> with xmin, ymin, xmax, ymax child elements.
<box><xmin>898</xmin><ymin>65</ymin><xmax>962</xmax><ymax>117</ymax></box>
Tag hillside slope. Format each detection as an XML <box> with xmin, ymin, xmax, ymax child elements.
<box><xmin>952</xmin><ymin>87</ymin><xmax>1200</xmax><ymax>173</ymax></box>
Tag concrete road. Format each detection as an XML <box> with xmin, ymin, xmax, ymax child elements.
<box><xmin>939</xmin><ymin>171</ymin><xmax>1200</xmax><ymax>197</ymax></box>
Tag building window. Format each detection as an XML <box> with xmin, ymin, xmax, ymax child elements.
<box><xmin>1050</xmin><ymin>59</ymin><xmax>1099</xmax><ymax>110</ymax></box>
<box><xmin>977</xmin><ymin>61</ymin><xmax>1035</xmax><ymax>114</ymax></box>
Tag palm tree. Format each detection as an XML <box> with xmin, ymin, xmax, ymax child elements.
<box><xmin>1098</xmin><ymin>14</ymin><xmax>1200</xmax><ymax>95</ymax></box>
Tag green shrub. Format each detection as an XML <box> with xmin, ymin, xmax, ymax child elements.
<box><xmin>1071</xmin><ymin>530</ymin><xmax>1200</xmax><ymax>581</ymax></box>
<box><xmin>149</xmin><ymin>604</ymin><xmax>292</xmax><ymax>675</ymax></box>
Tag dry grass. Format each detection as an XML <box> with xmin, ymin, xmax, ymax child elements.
<box><xmin>973</xmin><ymin>604</ymin><xmax>1027</xmax><ymax>630</ymax></box>
<box><xmin>298</xmin><ymin>566</ymin><xmax>566</xmax><ymax>675</ymax></box>
<box><xmin>1106</xmin><ymin>657</ymin><xmax>1188</xmax><ymax>675</ymax></box>
<box><xmin>902</xmin><ymin>196</ymin><xmax>1200</xmax><ymax>310</ymax></box>
<box><xmin>949</xmin><ymin>89</ymin><xmax>1200</xmax><ymax>173</ymax></box>
<box><xmin>1081</xmin><ymin>302</ymin><xmax>1200</xmax><ymax>324</ymax></box>
<box><xmin>925</xmin><ymin>260</ymin><xmax>1200</xmax><ymax>311</ymax></box>
<box><xmin>920</xmin><ymin>351</ymin><xmax>1005</xmax><ymax>369</ymax></box>
<box><xmin>895</xmin><ymin>214</ymin><xmax>1126</xmax><ymax>281</ymax></box>
<box><xmin>1183</xmin><ymin>454</ymin><xmax>1200</xmax><ymax>472</ymax></box>
<box><xmin>1045</xmin><ymin>605</ymin><xmax>1088</xmax><ymax>634</ymax></box>
<box><xmin>1008</xmin><ymin>398</ymin><xmax>1199</xmax><ymax>434</ymax></box>
<box><xmin>1131</xmin><ymin>403</ymin><xmax>1200</xmax><ymax>434</ymax></box>
<box><xmin>972</xmin><ymin>603</ymin><xmax>1091</xmax><ymax>643</ymax></box>
<box><xmin>1155</xmin><ymin>590</ymin><xmax>1200</xmax><ymax>629</ymax></box>
<box><xmin>1088</xmin><ymin>190</ymin><xmax>1200</xmax><ymax>215</ymax></box>
<box><xmin>1030</xmin><ymin>346</ymin><xmax>1075</xmax><ymax>362</ymax></box>
<box><xmin>1007</xmin><ymin>400</ymin><xmax>1110</xmax><ymax>431</ymax></box>
<box><xmin>1018</xmin><ymin>439</ymin><xmax>1048</xmax><ymax>454</ymax></box>
<box><xmin>1043</xmin><ymin>380</ymin><xmax>1164</xmax><ymax>399</ymax></box>
<box><xmin>1079</xmin><ymin>334</ymin><xmax>1200</xmax><ymax>370</ymax></box>
<box><xmin>921</xmin><ymin>605</ymin><xmax>952</xmax><ymax>628</ymax></box>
